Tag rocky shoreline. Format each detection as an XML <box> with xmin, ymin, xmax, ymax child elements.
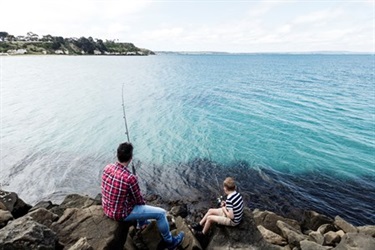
<box><xmin>0</xmin><ymin>189</ymin><xmax>374</xmax><ymax>250</ymax></box>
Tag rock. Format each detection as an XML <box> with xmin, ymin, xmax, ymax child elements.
<box><xmin>277</xmin><ymin>220</ymin><xmax>307</xmax><ymax>248</ymax></box>
<box><xmin>318</xmin><ymin>224</ymin><xmax>337</xmax><ymax>235</ymax></box>
<box><xmin>358</xmin><ymin>225</ymin><xmax>375</xmax><ymax>237</ymax></box>
<box><xmin>334</xmin><ymin>216</ymin><xmax>357</xmax><ymax>233</ymax></box>
<box><xmin>0</xmin><ymin>189</ymin><xmax>31</xmax><ymax>218</ymax></box>
<box><xmin>324</xmin><ymin>231</ymin><xmax>341</xmax><ymax>246</ymax></box>
<box><xmin>253</xmin><ymin>209</ymin><xmax>301</xmax><ymax>236</ymax></box>
<box><xmin>308</xmin><ymin>231</ymin><xmax>324</xmax><ymax>245</ymax></box>
<box><xmin>300</xmin><ymin>240</ymin><xmax>332</xmax><ymax>250</ymax></box>
<box><xmin>175</xmin><ymin>216</ymin><xmax>202</xmax><ymax>250</ymax></box>
<box><xmin>29</xmin><ymin>200</ymin><xmax>56</xmax><ymax>212</ymax></box>
<box><xmin>50</xmin><ymin>193</ymin><xmax>101</xmax><ymax>217</ymax></box>
<box><xmin>302</xmin><ymin>210</ymin><xmax>333</xmax><ymax>231</ymax></box>
<box><xmin>170</xmin><ymin>204</ymin><xmax>188</xmax><ymax>218</ymax></box>
<box><xmin>0</xmin><ymin>209</ymin><xmax>13</xmax><ymax>228</ymax></box>
<box><xmin>334</xmin><ymin>232</ymin><xmax>375</xmax><ymax>250</ymax></box>
<box><xmin>257</xmin><ymin>225</ymin><xmax>287</xmax><ymax>245</ymax></box>
<box><xmin>68</xmin><ymin>237</ymin><xmax>93</xmax><ymax>250</ymax></box>
<box><xmin>207</xmin><ymin>208</ymin><xmax>282</xmax><ymax>250</ymax></box>
<box><xmin>0</xmin><ymin>216</ymin><xmax>59</xmax><ymax>249</ymax></box>
<box><xmin>28</xmin><ymin>208</ymin><xmax>59</xmax><ymax>228</ymax></box>
<box><xmin>51</xmin><ymin>205</ymin><xmax>132</xmax><ymax>249</ymax></box>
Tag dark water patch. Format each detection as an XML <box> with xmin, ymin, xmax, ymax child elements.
<box><xmin>137</xmin><ymin>158</ymin><xmax>375</xmax><ymax>226</ymax></box>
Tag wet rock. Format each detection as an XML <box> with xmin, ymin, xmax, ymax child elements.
<box><xmin>334</xmin><ymin>216</ymin><xmax>358</xmax><ymax>233</ymax></box>
<box><xmin>0</xmin><ymin>216</ymin><xmax>59</xmax><ymax>249</ymax></box>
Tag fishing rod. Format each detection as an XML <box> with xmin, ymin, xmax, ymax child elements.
<box><xmin>122</xmin><ymin>83</ymin><xmax>136</xmax><ymax>175</ymax></box>
<box><xmin>207</xmin><ymin>150</ymin><xmax>223</xmax><ymax>206</ymax></box>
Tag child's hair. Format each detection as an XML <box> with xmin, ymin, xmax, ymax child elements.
<box><xmin>223</xmin><ymin>177</ymin><xmax>236</xmax><ymax>191</ymax></box>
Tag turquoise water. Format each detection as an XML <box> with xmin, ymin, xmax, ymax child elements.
<box><xmin>1</xmin><ymin>54</ymin><xmax>374</xmax><ymax>225</ymax></box>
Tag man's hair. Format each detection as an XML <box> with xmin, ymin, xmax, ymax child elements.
<box><xmin>117</xmin><ymin>142</ymin><xmax>133</xmax><ymax>163</ymax></box>
<box><xmin>223</xmin><ymin>177</ymin><xmax>236</xmax><ymax>191</ymax></box>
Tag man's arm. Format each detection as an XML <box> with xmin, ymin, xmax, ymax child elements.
<box><xmin>128</xmin><ymin>175</ymin><xmax>146</xmax><ymax>205</ymax></box>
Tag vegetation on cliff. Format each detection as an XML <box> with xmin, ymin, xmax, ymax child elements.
<box><xmin>0</xmin><ymin>31</ymin><xmax>154</xmax><ymax>55</ymax></box>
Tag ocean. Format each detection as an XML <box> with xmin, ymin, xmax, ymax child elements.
<box><xmin>1</xmin><ymin>54</ymin><xmax>374</xmax><ymax>225</ymax></box>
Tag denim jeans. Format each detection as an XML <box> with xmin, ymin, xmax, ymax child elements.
<box><xmin>124</xmin><ymin>205</ymin><xmax>172</xmax><ymax>242</ymax></box>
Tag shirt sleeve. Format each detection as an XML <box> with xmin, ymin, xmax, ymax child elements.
<box><xmin>127</xmin><ymin>174</ymin><xmax>146</xmax><ymax>205</ymax></box>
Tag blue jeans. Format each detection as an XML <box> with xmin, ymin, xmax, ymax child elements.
<box><xmin>124</xmin><ymin>205</ymin><xmax>172</xmax><ymax>242</ymax></box>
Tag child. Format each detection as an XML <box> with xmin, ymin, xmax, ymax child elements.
<box><xmin>191</xmin><ymin>177</ymin><xmax>244</xmax><ymax>236</ymax></box>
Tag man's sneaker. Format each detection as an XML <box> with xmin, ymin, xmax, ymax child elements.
<box><xmin>189</xmin><ymin>222</ymin><xmax>203</xmax><ymax>232</ymax></box>
<box><xmin>166</xmin><ymin>232</ymin><xmax>184</xmax><ymax>250</ymax></box>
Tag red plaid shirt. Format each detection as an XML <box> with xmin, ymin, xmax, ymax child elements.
<box><xmin>101</xmin><ymin>162</ymin><xmax>145</xmax><ymax>220</ymax></box>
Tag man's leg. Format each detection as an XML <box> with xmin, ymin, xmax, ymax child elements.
<box><xmin>124</xmin><ymin>205</ymin><xmax>173</xmax><ymax>243</ymax></box>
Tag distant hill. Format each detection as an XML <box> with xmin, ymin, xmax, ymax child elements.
<box><xmin>0</xmin><ymin>32</ymin><xmax>155</xmax><ymax>56</ymax></box>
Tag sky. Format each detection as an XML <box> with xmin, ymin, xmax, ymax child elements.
<box><xmin>1</xmin><ymin>0</ymin><xmax>374</xmax><ymax>53</ymax></box>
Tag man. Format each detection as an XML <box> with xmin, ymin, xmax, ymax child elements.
<box><xmin>101</xmin><ymin>142</ymin><xmax>184</xmax><ymax>249</ymax></box>
<box><xmin>190</xmin><ymin>177</ymin><xmax>244</xmax><ymax>236</ymax></box>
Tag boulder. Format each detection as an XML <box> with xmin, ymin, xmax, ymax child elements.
<box><xmin>0</xmin><ymin>216</ymin><xmax>59</xmax><ymax>249</ymax></box>
<box><xmin>50</xmin><ymin>193</ymin><xmax>101</xmax><ymax>217</ymax></box>
<box><xmin>207</xmin><ymin>208</ymin><xmax>283</xmax><ymax>250</ymax></box>
<box><xmin>68</xmin><ymin>237</ymin><xmax>93</xmax><ymax>250</ymax></box>
<box><xmin>302</xmin><ymin>210</ymin><xmax>333</xmax><ymax>231</ymax></box>
<box><xmin>334</xmin><ymin>232</ymin><xmax>375</xmax><ymax>250</ymax></box>
<box><xmin>29</xmin><ymin>200</ymin><xmax>56</xmax><ymax>212</ymax></box>
<box><xmin>0</xmin><ymin>189</ymin><xmax>31</xmax><ymax>218</ymax></box>
<box><xmin>28</xmin><ymin>207</ymin><xmax>59</xmax><ymax>228</ymax></box>
<box><xmin>253</xmin><ymin>209</ymin><xmax>300</xmax><ymax>236</ymax></box>
<box><xmin>334</xmin><ymin>216</ymin><xmax>357</xmax><ymax>234</ymax></box>
<box><xmin>51</xmin><ymin>205</ymin><xmax>131</xmax><ymax>249</ymax></box>
<box><xmin>175</xmin><ymin>216</ymin><xmax>202</xmax><ymax>250</ymax></box>
<box><xmin>170</xmin><ymin>204</ymin><xmax>188</xmax><ymax>218</ymax></box>
<box><xmin>257</xmin><ymin>225</ymin><xmax>287</xmax><ymax>245</ymax></box>
<box><xmin>323</xmin><ymin>231</ymin><xmax>341</xmax><ymax>246</ymax></box>
<box><xmin>0</xmin><ymin>209</ymin><xmax>13</xmax><ymax>228</ymax></box>
<box><xmin>318</xmin><ymin>224</ymin><xmax>337</xmax><ymax>235</ymax></box>
<box><xmin>300</xmin><ymin>240</ymin><xmax>332</xmax><ymax>250</ymax></box>
<box><xmin>277</xmin><ymin>220</ymin><xmax>307</xmax><ymax>248</ymax></box>
<box><xmin>308</xmin><ymin>231</ymin><xmax>324</xmax><ymax>245</ymax></box>
<box><xmin>357</xmin><ymin>225</ymin><xmax>375</xmax><ymax>237</ymax></box>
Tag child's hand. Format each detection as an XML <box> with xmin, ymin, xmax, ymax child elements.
<box><xmin>221</xmin><ymin>201</ymin><xmax>226</xmax><ymax>207</ymax></box>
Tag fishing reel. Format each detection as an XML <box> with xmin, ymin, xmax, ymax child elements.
<box><xmin>217</xmin><ymin>195</ymin><xmax>224</xmax><ymax>207</ymax></box>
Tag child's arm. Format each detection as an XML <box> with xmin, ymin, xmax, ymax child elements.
<box><xmin>222</xmin><ymin>204</ymin><xmax>234</xmax><ymax>219</ymax></box>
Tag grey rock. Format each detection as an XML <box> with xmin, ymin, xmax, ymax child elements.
<box><xmin>28</xmin><ymin>207</ymin><xmax>59</xmax><ymax>228</ymax></box>
<box><xmin>0</xmin><ymin>209</ymin><xmax>13</xmax><ymax>228</ymax></box>
<box><xmin>29</xmin><ymin>200</ymin><xmax>55</xmax><ymax>212</ymax></box>
<box><xmin>175</xmin><ymin>216</ymin><xmax>202</xmax><ymax>250</ymax></box>
<box><xmin>334</xmin><ymin>232</ymin><xmax>375</xmax><ymax>250</ymax></box>
<box><xmin>358</xmin><ymin>225</ymin><xmax>375</xmax><ymax>237</ymax></box>
<box><xmin>257</xmin><ymin>225</ymin><xmax>287</xmax><ymax>245</ymax></box>
<box><xmin>68</xmin><ymin>237</ymin><xmax>93</xmax><ymax>250</ymax></box>
<box><xmin>277</xmin><ymin>220</ymin><xmax>307</xmax><ymax>248</ymax></box>
<box><xmin>300</xmin><ymin>240</ymin><xmax>332</xmax><ymax>250</ymax></box>
<box><xmin>318</xmin><ymin>224</ymin><xmax>337</xmax><ymax>235</ymax></box>
<box><xmin>207</xmin><ymin>208</ymin><xmax>282</xmax><ymax>250</ymax></box>
<box><xmin>308</xmin><ymin>230</ymin><xmax>324</xmax><ymax>245</ymax></box>
<box><xmin>50</xmin><ymin>193</ymin><xmax>101</xmax><ymax>217</ymax></box>
<box><xmin>0</xmin><ymin>189</ymin><xmax>31</xmax><ymax>218</ymax></box>
<box><xmin>302</xmin><ymin>210</ymin><xmax>333</xmax><ymax>231</ymax></box>
<box><xmin>324</xmin><ymin>231</ymin><xmax>341</xmax><ymax>246</ymax></box>
<box><xmin>170</xmin><ymin>204</ymin><xmax>188</xmax><ymax>218</ymax></box>
<box><xmin>0</xmin><ymin>216</ymin><xmax>58</xmax><ymax>249</ymax></box>
<box><xmin>253</xmin><ymin>209</ymin><xmax>301</xmax><ymax>236</ymax></box>
<box><xmin>51</xmin><ymin>205</ymin><xmax>131</xmax><ymax>249</ymax></box>
<box><xmin>334</xmin><ymin>216</ymin><xmax>357</xmax><ymax>234</ymax></box>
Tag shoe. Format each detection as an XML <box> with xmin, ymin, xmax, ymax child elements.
<box><xmin>189</xmin><ymin>222</ymin><xmax>203</xmax><ymax>232</ymax></box>
<box><xmin>166</xmin><ymin>232</ymin><xmax>184</xmax><ymax>250</ymax></box>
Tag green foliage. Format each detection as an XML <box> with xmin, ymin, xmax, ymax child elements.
<box><xmin>0</xmin><ymin>31</ymin><xmax>154</xmax><ymax>55</ymax></box>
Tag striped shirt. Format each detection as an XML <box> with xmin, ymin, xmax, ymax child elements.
<box><xmin>101</xmin><ymin>162</ymin><xmax>145</xmax><ymax>221</ymax></box>
<box><xmin>225</xmin><ymin>191</ymin><xmax>244</xmax><ymax>225</ymax></box>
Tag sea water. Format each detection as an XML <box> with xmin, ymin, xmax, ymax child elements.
<box><xmin>1</xmin><ymin>54</ymin><xmax>374</xmax><ymax>225</ymax></box>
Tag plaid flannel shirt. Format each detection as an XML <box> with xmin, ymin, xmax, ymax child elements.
<box><xmin>101</xmin><ymin>162</ymin><xmax>145</xmax><ymax>221</ymax></box>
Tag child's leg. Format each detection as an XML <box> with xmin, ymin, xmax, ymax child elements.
<box><xmin>199</xmin><ymin>208</ymin><xmax>223</xmax><ymax>229</ymax></box>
